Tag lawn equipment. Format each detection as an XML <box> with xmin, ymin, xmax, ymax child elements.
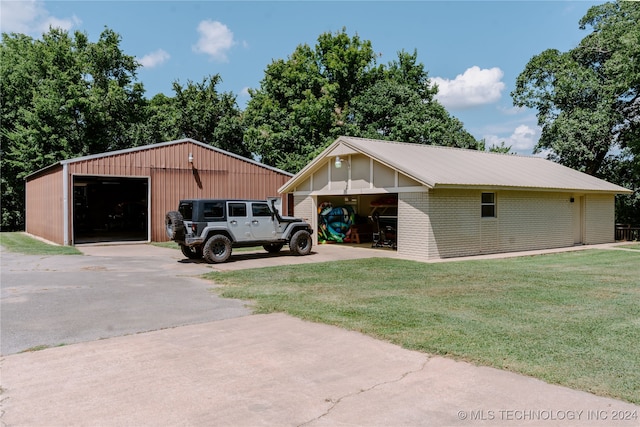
<box><xmin>371</xmin><ymin>211</ymin><xmax>397</xmax><ymax>250</ymax></box>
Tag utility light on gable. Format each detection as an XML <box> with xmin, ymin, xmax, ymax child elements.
<box><xmin>188</xmin><ymin>152</ymin><xmax>194</xmax><ymax>163</ymax></box>
<box><xmin>334</xmin><ymin>156</ymin><xmax>343</xmax><ymax>168</ymax></box>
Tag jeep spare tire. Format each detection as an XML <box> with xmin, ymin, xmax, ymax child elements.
<box><xmin>203</xmin><ymin>234</ymin><xmax>232</xmax><ymax>263</ymax></box>
<box><xmin>290</xmin><ymin>229</ymin><xmax>312</xmax><ymax>256</ymax></box>
<box><xmin>165</xmin><ymin>211</ymin><xmax>185</xmax><ymax>240</ymax></box>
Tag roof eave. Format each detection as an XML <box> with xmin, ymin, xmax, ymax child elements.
<box><xmin>24</xmin><ymin>162</ymin><xmax>64</xmax><ymax>180</ymax></box>
<box><xmin>279</xmin><ymin>136</ymin><xmax>437</xmax><ymax>193</ymax></box>
<box><xmin>27</xmin><ymin>138</ymin><xmax>292</xmax><ymax>181</ymax></box>
<box><xmin>279</xmin><ymin>137</ymin><xmax>358</xmax><ymax>193</ymax></box>
<box><xmin>433</xmin><ymin>183</ymin><xmax>633</xmax><ymax>194</ymax></box>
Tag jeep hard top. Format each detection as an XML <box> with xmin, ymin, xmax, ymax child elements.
<box><xmin>165</xmin><ymin>197</ymin><xmax>313</xmax><ymax>263</ymax></box>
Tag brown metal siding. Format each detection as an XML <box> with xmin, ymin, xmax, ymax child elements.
<box><xmin>65</xmin><ymin>141</ymin><xmax>291</xmax><ymax>243</ymax></box>
<box><xmin>26</xmin><ymin>165</ymin><xmax>65</xmax><ymax>245</ymax></box>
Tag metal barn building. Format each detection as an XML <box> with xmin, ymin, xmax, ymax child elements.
<box><xmin>281</xmin><ymin>136</ymin><xmax>632</xmax><ymax>261</ymax></box>
<box><xmin>25</xmin><ymin>138</ymin><xmax>292</xmax><ymax>245</ymax></box>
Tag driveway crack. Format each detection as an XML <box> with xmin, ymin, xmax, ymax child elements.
<box><xmin>298</xmin><ymin>356</ymin><xmax>431</xmax><ymax>427</ymax></box>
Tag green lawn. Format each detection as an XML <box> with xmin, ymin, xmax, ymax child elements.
<box><xmin>151</xmin><ymin>241</ymin><xmax>182</xmax><ymax>250</ymax></box>
<box><xmin>620</xmin><ymin>243</ymin><xmax>640</xmax><ymax>250</ymax></box>
<box><xmin>0</xmin><ymin>232</ymin><xmax>81</xmax><ymax>255</ymax></box>
<box><xmin>204</xmin><ymin>250</ymin><xmax>640</xmax><ymax>404</ymax></box>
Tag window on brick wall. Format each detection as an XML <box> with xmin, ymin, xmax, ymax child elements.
<box><xmin>481</xmin><ymin>192</ymin><xmax>496</xmax><ymax>218</ymax></box>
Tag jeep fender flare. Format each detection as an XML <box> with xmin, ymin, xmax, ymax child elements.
<box><xmin>283</xmin><ymin>225</ymin><xmax>313</xmax><ymax>241</ymax></box>
<box><xmin>203</xmin><ymin>227</ymin><xmax>235</xmax><ymax>243</ymax></box>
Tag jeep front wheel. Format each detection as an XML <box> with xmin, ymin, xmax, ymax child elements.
<box><xmin>180</xmin><ymin>244</ymin><xmax>203</xmax><ymax>260</ymax></box>
<box><xmin>203</xmin><ymin>235</ymin><xmax>232</xmax><ymax>263</ymax></box>
<box><xmin>290</xmin><ymin>230</ymin><xmax>312</xmax><ymax>256</ymax></box>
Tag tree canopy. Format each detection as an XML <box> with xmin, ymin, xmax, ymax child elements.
<box><xmin>1</xmin><ymin>28</ymin><xmax>145</xmax><ymax>229</ymax></box>
<box><xmin>243</xmin><ymin>29</ymin><xmax>477</xmax><ymax>172</ymax></box>
<box><xmin>511</xmin><ymin>0</ymin><xmax>639</xmax><ymax>222</ymax></box>
<box><xmin>133</xmin><ymin>76</ymin><xmax>248</xmax><ymax>157</ymax></box>
<box><xmin>0</xmin><ymin>28</ymin><xmax>246</xmax><ymax>230</ymax></box>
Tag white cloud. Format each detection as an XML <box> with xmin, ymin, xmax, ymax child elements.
<box><xmin>0</xmin><ymin>0</ymin><xmax>79</xmax><ymax>34</ymax></box>
<box><xmin>139</xmin><ymin>49</ymin><xmax>170</xmax><ymax>68</ymax></box>
<box><xmin>432</xmin><ymin>66</ymin><xmax>505</xmax><ymax>110</ymax></box>
<box><xmin>484</xmin><ymin>124</ymin><xmax>540</xmax><ymax>155</ymax></box>
<box><xmin>498</xmin><ymin>105</ymin><xmax>527</xmax><ymax>116</ymax></box>
<box><xmin>192</xmin><ymin>20</ymin><xmax>235</xmax><ymax>61</ymax></box>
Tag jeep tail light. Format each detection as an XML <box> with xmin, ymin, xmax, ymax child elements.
<box><xmin>191</xmin><ymin>223</ymin><xmax>197</xmax><ymax>234</ymax></box>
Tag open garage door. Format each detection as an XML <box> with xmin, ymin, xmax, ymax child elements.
<box><xmin>73</xmin><ymin>176</ymin><xmax>149</xmax><ymax>244</ymax></box>
<box><xmin>316</xmin><ymin>194</ymin><xmax>397</xmax><ymax>248</ymax></box>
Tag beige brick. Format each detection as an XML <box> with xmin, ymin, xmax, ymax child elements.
<box><xmin>584</xmin><ymin>194</ymin><xmax>615</xmax><ymax>244</ymax></box>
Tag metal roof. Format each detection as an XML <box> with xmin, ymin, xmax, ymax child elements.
<box><xmin>280</xmin><ymin>136</ymin><xmax>631</xmax><ymax>194</ymax></box>
<box><xmin>26</xmin><ymin>138</ymin><xmax>292</xmax><ymax>179</ymax></box>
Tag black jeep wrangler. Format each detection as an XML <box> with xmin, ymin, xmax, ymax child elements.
<box><xmin>165</xmin><ymin>197</ymin><xmax>313</xmax><ymax>263</ymax></box>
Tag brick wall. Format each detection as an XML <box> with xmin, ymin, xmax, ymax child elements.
<box><xmin>497</xmin><ymin>191</ymin><xmax>573</xmax><ymax>252</ymax></box>
<box><xmin>584</xmin><ymin>194</ymin><xmax>615</xmax><ymax>244</ymax></box>
<box><xmin>425</xmin><ymin>189</ymin><xmax>577</xmax><ymax>259</ymax></box>
<box><xmin>297</xmin><ymin>189</ymin><xmax>615</xmax><ymax>261</ymax></box>
<box><xmin>294</xmin><ymin>194</ymin><xmax>316</xmax><ymax>244</ymax></box>
<box><xmin>428</xmin><ymin>189</ymin><xmax>481</xmax><ymax>259</ymax></box>
<box><xmin>398</xmin><ymin>192</ymin><xmax>431</xmax><ymax>260</ymax></box>
<box><xmin>294</xmin><ymin>195</ymin><xmax>314</xmax><ymax>225</ymax></box>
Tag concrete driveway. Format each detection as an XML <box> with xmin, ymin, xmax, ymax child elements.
<box><xmin>1</xmin><ymin>242</ymin><xmax>638</xmax><ymax>426</ymax></box>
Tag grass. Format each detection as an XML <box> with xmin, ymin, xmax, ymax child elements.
<box><xmin>0</xmin><ymin>232</ymin><xmax>81</xmax><ymax>255</ymax></box>
<box><xmin>18</xmin><ymin>343</ymin><xmax>67</xmax><ymax>353</ymax></box>
<box><xmin>620</xmin><ymin>243</ymin><xmax>640</xmax><ymax>250</ymax></box>
<box><xmin>151</xmin><ymin>241</ymin><xmax>181</xmax><ymax>250</ymax></box>
<box><xmin>204</xmin><ymin>249</ymin><xmax>640</xmax><ymax>404</ymax></box>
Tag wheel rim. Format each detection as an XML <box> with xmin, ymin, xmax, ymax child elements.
<box><xmin>213</xmin><ymin>242</ymin><xmax>226</xmax><ymax>256</ymax></box>
<box><xmin>298</xmin><ymin>237</ymin><xmax>309</xmax><ymax>250</ymax></box>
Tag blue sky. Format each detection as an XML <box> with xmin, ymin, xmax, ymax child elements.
<box><xmin>2</xmin><ymin>0</ymin><xmax>602</xmax><ymax>154</ymax></box>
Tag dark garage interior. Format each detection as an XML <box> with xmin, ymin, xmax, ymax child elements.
<box><xmin>73</xmin><ymin>176</ymin><xmax>149</xmax><ymax>244</ymax></box>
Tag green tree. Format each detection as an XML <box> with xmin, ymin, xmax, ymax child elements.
<box><xmin>243</xmin><ymin>29</ymin><xmax>477</xmax><ymax>173</ymax></box>
<box><xmin>477</xmin><ymin>139</ymin><xmax>512</xmax><ymax>154</ymax></box>
<box><xmin>511</xmin><ymin>1</ymin><xmax>639</xmax><ymax>222</ymax></box>
<box><xmin>170</xmin><ymin>76</ymin><xmax>248</xmax><ymax>156</ymax></box>
<box><xmin>1</xmin><ymin>27</ymin><xmax>145</xmax><ymax>230</ymax></box>
<box><xmin>131</xmin><ymin>76</ymin><xmax>248</xmax><ymax>157</ymax></box>
<box><xmin>347</xmin><ymin>50</ymin><xmax>477</xmax><ymax>148</ymax></box>
<box><xmin>127</xmin><ymin>93</ymin><xmax>179</xmax><ymax>145</ymax></box>
<box><xmin>600</xmin><ymin>152</ymin><xmax>640</xmax><ymax>224</ymax></box>
<box><xmin>243</xmin><ymin>30</ymin><xmax>379</xmax><ymax>172</ymax></box>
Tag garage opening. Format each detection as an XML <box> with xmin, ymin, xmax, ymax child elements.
<box><xmin>73</xmin><ymin>176</ymin><xmax>149</xmax><ymax>244</ymax></box>
<box><xmin>317</xmin><ymin>194</ymin><xmax>397</xmax><ymax>248</ymax></box>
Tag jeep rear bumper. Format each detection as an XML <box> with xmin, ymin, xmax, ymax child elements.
<box><xmin>182</xmin><ymin>236</ymin><xmax>204</xmax><ymax>246</ymax></box>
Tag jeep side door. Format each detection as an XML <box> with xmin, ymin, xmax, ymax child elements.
<box><xmin>249</xmin><ymin>202</ymin><xmax>277</xmax><ymax>240</ymax></box>
<box><xmin>227</xmin><ymin>202</ymin><xmax>251</xmax><ymax>242</ymax></box>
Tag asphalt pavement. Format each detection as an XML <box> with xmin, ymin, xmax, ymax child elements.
<box><xmin>0</xmin><ymin>244</ymin><xmax>250</xmax><ymax>355</ymax></box>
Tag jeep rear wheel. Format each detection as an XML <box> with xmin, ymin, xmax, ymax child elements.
<box><xmin>263</xmin><ymin>243</ymin><xmax>284</xmax><ymax>253</ymax></box>
<box><xmin>165</xmin><ymin>211</ymin><xmax>185</xmax><ymax>241</ymax></box>
<box><xmin>290</xmin><ymin>229</ymin><xmax>312</xmax><ymax>256</ymax></box>
<box><xmin>180</xmin><ymin>244</ymin><xmax>203</xmax><ymax>260</ymax></box>
<box><xmin>203</xmin><ymin>235</ymin><xmax>232</xmax><ymax>263</ymax></box>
